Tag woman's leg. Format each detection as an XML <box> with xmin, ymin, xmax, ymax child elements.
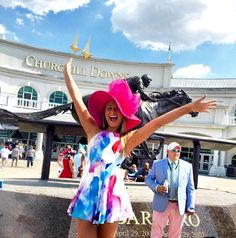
<box><xmin>97</xmin><ymin>222</ymin><xmax>119</xmax><ymax>238</ymax></box>
<box><xmin>76</xmin><ymin>219</ymin><xmax>97</xmax><ymax>238</ymax></box>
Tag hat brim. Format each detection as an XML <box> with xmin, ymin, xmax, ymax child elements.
<box><xmin>88</xmin><ymin>91</ymin><xmax>141</xmax><ymax>132</ymax></box>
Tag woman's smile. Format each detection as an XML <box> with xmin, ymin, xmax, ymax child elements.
<box><xmin>110</xmin><ymin>115</ymin><xmax>118</xmax><ymax>121</ymax></box>
<box><xmin>105</xmin><ymin>101</ymin><xmax>123</xmax><ymax>130</ymax></box>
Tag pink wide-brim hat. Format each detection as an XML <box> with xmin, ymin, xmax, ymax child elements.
<box><xmin>88</xmin><ymin>79</ymin><xmax>141</xmax><ymax>132</ymax></box>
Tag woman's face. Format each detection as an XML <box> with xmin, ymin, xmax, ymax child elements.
<box><xmin>104</xmin><ymin>101</ymin><xmax>124</xmax><ymax>132</ymax></box>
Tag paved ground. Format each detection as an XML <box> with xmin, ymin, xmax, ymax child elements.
<box><xmin>0</xmin><ymin>158</ymin><xmax>236</xmax><ymax>206</ymax></box>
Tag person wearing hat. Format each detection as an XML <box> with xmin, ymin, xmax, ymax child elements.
<box><xmin>145</xmin><ymin>142</ymin><xmax>195</xmax><ymax>238</ymax></box>
<box><xmin>63</xmin><ymin>58</ymin><xmax>216</xmax><ymax>238</ymax></box>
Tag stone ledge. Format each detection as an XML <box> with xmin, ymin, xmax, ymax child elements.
<box><xmin>1</xmin><ymin>190</ymin><xmax>236</xmax><ymax>238</ymax></box>
<box><xmin>0</xmin><ymin>190</ymin><xmax>71</xmax><ymax>238</ymax></box>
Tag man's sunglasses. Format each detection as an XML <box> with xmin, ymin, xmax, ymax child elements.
<box><xmin>171</xmin><ymin>149</ymin><xmax>181</xmax><ymax>153</ymax></box>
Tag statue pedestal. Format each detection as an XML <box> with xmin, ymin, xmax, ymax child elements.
<box><xmin>209</xmin><ymin>165</ymin><xmax>218</xmax><ymax>176</ymax></box>
<box><xmin>217</xmin><ymin>166</ymin><xmax>226</xmax><ymax>176</ymax></box>
<box><xmin>209</xmin><ymin>165</ymin><xmax>226</xmax><ymax>177</ymax></box>
<box><xmin>1</xmin><ymin>183</ymin><xmax>236</xmax><ymax>238</ymax></box>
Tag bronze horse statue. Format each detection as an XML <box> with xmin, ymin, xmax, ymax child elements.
<box><xmin>137</xmin><ymin>89</ymin><xmax>198</xmax><ymax>127</ymax></box>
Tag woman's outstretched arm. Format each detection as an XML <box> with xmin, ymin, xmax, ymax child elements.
<box><xmin>64</xmin><ymin>58</ymin><xmax>99</xmax><ymax>138</ymax></box>
<box><xmin>124</xmin><ymin>96</ymin><xmax>216</xmax><ymax>155</ymax></box>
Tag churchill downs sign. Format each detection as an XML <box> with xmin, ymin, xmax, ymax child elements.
<box><xmin>25</xmin><ymin>55</ymin><xmax>130</xmax><ymax>79</ymax></box>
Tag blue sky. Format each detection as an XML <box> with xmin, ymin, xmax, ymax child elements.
<box><xmin>0</xmin><ymin>0</ymin><xmax>236</xmax><ymax>79</ymax></box>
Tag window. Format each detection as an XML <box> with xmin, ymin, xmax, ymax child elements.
<box><xmin>17</xmin><ymin>86</ymin><xmax>38</xmax><ymax>108</ymax></box>
<box><xmin>49</xmin><ymin>91</ymin><xmax>68</xmax><ymax>105</ymax></box>
<box><xmin>18</xmin><ymin>86</ymin><xmax>37</xmax><ymax>100</ymax></box>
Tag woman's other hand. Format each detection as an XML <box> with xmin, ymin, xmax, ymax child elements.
<box><xmin>191</xmin><ymin>95</ymin><xmax>216</xmax><ymax>113</ymax></box>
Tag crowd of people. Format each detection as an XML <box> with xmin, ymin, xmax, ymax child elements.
<box><xmin>0</xmin><ymin>139</ymin><xmax>150</xmax><ymax>182</ymax></box>
<box><xmin>0</xmin><ymin>139</ymin><xmax>88</xmax><ymax>179</ymax></box>
<box><xmin>0</xmin><ymin>141</ymin><xmax>33</xmax><ymax>167</ymax></box>
<box><xmin>124</xmin><ymin>162</ymin><xmax>150</xmax><ymax>182</ymax></box>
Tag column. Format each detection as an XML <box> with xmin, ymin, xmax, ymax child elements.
<box><xmin>209</xmin><ymin>150</ymin><xmax>219</xmax><ymax>176</ymax></box>
<box><xmin>192</xmin><ymin>140</ymin><xmax>201</xmax><ymax>189</ymax></box>
<box><xmin>35</xmin><ymin>133</ymin><xmax>44</xmax><ymax>160</ymax></box>
<box><xmin>41</xmin><ymin>126</ymin><xmax>54</xmax><ymax>180</ymax></box>
<box><xmin>217</xmin><ymin>151</ymin><xmax>226</xmax><ymax>176</ymax></box>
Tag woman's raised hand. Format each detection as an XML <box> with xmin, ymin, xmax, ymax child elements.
<box><xmin>191</xmin><ymin>95</ymin><xmax>217</xmax><ymax>113</ymax></box>
<box><xmin>64</xmin><ymin>58</ymin><xmax>73</xmax><ymax>76</ymax></box>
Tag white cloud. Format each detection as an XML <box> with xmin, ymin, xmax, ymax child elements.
<box><xmin>173</xmin><ymin>64</ymin><xmax>212</xmax><ymax>78</ymax></box>
<box><xmin>0</xmin><ymin>0</ymin><xmax>90</xmax><ymax>15</ymax></box>
<box><xmin>16</xmin><ymin>18</ymin><xmax>24</xmax><ymax>26</ymax></box>
<box><xmin>11</xmin><ymin>32</ymin><xmax>19</xmax><ymax>41</ymax></box>
<box><xmin>0</xmin><ymin>24</ymin><xmax>18</xmax><ymax>41</ymax></box>
<box><xmin>32</xmin><ymin>29</ymin><xmax>41</xmax><ymax>36</ymax></box>
<box><xmin>0</xmin><ymin>24</ymin><xmax>7</xmax><ymax>36</ymax></box>
<box><xmin>26</xmin><ymin>13</ymin><xmax>43</xmax><ymax>23</ymax></box>
<box><xmin>105</xmin><ymin>0</ymin><xmax>116</xmax><ymax>6</ymax></box>
<box><xmin>106</xmin><ymin>0</ymin><xmax>236</xmax><ymax>51</ymax></box>
<box><xmin>95</xmin><ymin>13</ymin><xmax>103</xmax><ymax>20</ymax></box>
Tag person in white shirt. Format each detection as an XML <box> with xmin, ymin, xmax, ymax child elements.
<box><xmin>0</xmin><ymin>144</ymin><xmax>11</xmax><ymax>167</ymax></box>
<box><xmin>73</xmin><ymin>148</ymin><xmax>85</xmax><ymax>177</ymax></box>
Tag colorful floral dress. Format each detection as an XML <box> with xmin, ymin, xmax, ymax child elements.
<box><xmin>67</xmin><ymin>131</ymin><xmax>133</xmax><ymax>224</ymax></box>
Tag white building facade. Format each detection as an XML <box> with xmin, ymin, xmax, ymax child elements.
<box><xmin>0</xmin><ymin>39</ymin><xmax>235</xmax><ymax>176</ymax></box>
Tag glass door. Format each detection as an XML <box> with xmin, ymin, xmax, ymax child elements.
<box><xmin>199</xmin><ymin>153</ymin><xmax>213</xmax><ymax>173</ymax></box>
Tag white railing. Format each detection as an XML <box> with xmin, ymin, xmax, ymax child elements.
<box><xmin>48</xmin><ymin>102</ymin><xmax>65</xmax><ymax>108</ymax></box>
<box><xmin>17</xmin><ymin>98</ymin><xmax>39</xmax><ymax>109</ymax></box>
<box><xmin>0</xmin><ymin>94</ymin><xmax>71</xmax><ymax>112</ymax></box>
<box><xmin>47</xmin><ymin>102</ymin><xmax>71</xmax><ymax>114</ymax></box>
